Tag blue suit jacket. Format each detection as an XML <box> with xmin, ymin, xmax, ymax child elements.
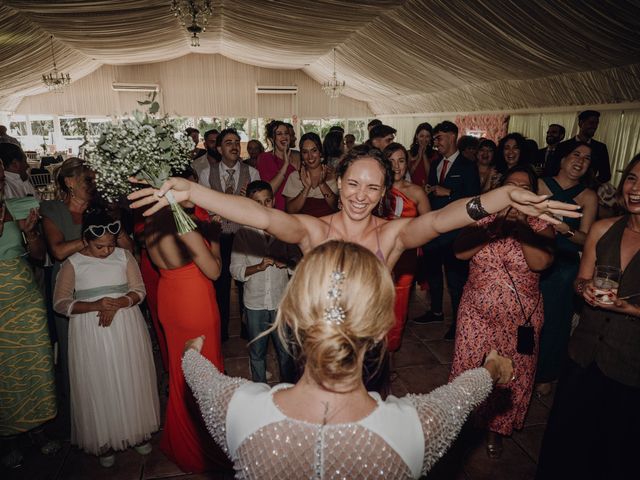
<box><xmin>427</xmin><ymin>152</ymin><xmax>481</xmax><ymax>246</ymax></box>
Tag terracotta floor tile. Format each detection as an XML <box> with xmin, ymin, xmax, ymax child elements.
<box><xmin>407</xmin><ymin>321</ymin><xmax>450</xmax><ymax>341</ymax></box>
<box><xmin>220</xmin><ymin>335</ymin><xmax>248</xmax><ymax>359</ymax></box>
<box><xmin>511</xmin><ymin>424</ymin><xmax>546</xmax><ymax>463</ymax></box>
<box><xmin>463</xmin><ymin>436</ymin><xmax>537</xmax><ymax>480</ymax></box>
<box><xmin>523</xmin><ymin>397</ymin><xmax>550</xmax><ymax>427</ymax></box>
<box><xmin>425</xmin><ymin>339</ymin><xmax>456</xmax><ymax>365</ymax></box>
<box><xmin>393</xmin><ymin>338</ymin><xmax>440</xmax><ymax>368</ymax></box>
<box><xmin>222</xmin><ymin>356</ymin><xmax>251</xmax><ymax>379</ymax></box>
<box><xmin>58</xmin><ymin>445</ymin><xmax>143</xmax><ymax>480</ymax></box>
<box><xmin>141</xmin><ymin>433</ymin><xmax>185</xmax><ymax>479</ymax></box>
<box><xmin>396</xmin><ymin>363</ymin><xmax>451</xmax><ymax>394</ymax></box>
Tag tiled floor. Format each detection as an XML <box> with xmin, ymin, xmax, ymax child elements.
<box><xmin>3</xmin><ymin>287</ymin><xmax>555</xmax><ymax>480</ymax></box>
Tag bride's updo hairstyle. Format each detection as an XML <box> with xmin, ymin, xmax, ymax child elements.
<box><xmin>275</xmin><ymin>240</ymin><xmax>395</xmax><ymax>392</ymax></box>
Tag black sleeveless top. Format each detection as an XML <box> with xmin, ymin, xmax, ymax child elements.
<box><xmin>542</xmin><ymin>177</ymin><xmax>585</xmax><ymax>259</ymax></box>
<box><xmin>569</xmin><ymin>216</ymin><xmax>640</xmax><ymax>388</ymax></box>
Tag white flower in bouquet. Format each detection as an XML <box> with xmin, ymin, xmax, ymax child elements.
<box><xmin>86</xmin><ymin>95</ymin><xmax>196</xmax><ymax>234</ymax></box>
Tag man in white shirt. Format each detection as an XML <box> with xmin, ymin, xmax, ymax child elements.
<box><xmin>1</xmin><ymin>143</ymin><xmax>38</xmax><ymax>199</ymax></box>
<box><xmin>230</xmin><ymin>180</ymin><xmax>297</xmax><ymax>383</ymax></box>
<box><xmin>198</xmin><ymin>128</ymin><xmax>260</xmax><ymax>342</ymax></box>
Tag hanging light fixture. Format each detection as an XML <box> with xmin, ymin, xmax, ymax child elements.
<box><xmin>170</xmin><ymin>0</ymin><xmax>213</xmax><ymax>47</ymax></box>
<box><xmin>322</xmin><ymin>48</ymin><xmax>346</xmax><ymax>99</ymax></box>
<box><xmin>42</xmin><ymin>35</ymin><xmax>71</xmax><ymax>91</ymax></box>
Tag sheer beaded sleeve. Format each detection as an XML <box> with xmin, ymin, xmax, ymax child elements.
<box><xmin>182</xmin><ymin>349</ymin><xmax>248</xmax><ymax>454</ymax></box>
<box><xmin>406</xmin><ymin>367</ymin><xmax>493</xmax><ymax>475</ymax></box>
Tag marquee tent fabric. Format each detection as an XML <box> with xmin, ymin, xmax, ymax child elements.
<box><xmin>1</xmin><ymin>0</ymin><xmax>639</xmax><ymax>114</ymax></box>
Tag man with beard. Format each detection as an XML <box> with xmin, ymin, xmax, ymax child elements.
<box><xmin>192</xmin><ymin>129</ymin><xmax>219</xmax><ymax>178</ymax></box>
<box><xmin>535</xmin><ymin>124</ymin><xmax>565</xmax><ymax>172</ymax></box>
<box><xmin>544</xmin><ymin>111</ymin><xmax>611</xmax><ymax>184</ymax></box>
<box><xmin>198</xmin><ymin>128</ymin><xmax>260</xmax><ymax>342</ymax></box>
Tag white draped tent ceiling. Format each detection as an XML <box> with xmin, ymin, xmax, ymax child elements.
<box><xmin>1</xmin><ymin>0</ymin><xmax>640</xmax><ymax>115</ymax></box>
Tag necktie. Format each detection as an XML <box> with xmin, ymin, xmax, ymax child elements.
<box><xmin>439</xmin><ymin>159</ymin><xmax>449</xmax><ymax>184</ymax></box>
<box><xmin>224</xmin><ymin>169</ymin><xmax>235</xmax><ymax>194</ymax></box>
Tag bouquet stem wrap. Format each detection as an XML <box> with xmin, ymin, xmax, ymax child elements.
<box><xmin>164</xmin><ymin>190</ymin><xmax>196</xmax><ymax>235</ymax></box>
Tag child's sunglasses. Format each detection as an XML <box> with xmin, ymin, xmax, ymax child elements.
<box><xmin>84</xmin><ymin>220</ymin><xmax>121</xmax><ymax>238</ymax></box>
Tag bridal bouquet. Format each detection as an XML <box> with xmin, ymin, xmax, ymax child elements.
<box><xmin>86</xmin><ymin>96</ymin><xmax>196</xmax><ymax>234</ymax></box>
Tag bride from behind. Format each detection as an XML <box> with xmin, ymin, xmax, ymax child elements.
<box><xmin>182</xmin><ymin>240</ymin><xmax>514</xmax><ymax>479</ymax></box>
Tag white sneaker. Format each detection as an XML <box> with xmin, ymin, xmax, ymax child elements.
<box><xmin>134</xmin><ymin>442</ymin><xmax>152</xmax><ymax>455</ymax></box>
<box><xmin>99</xmin><ymin>454</ymin><xmax>115</xmax><ymax>468</ymax></box>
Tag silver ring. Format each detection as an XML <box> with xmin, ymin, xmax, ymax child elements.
<box><xmin>511</xmin><ymin>374</ymin><xmax>516</xmax><ymax>381</ymax></box>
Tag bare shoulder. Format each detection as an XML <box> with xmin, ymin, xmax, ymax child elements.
<box><xmin>299</xmin><ymin>213</ymin><xmax>333</xmax><ymax>249</ymax></box>
<box><xmin>589</xmin><ymin>216</ymin><xmax>619</xmax><ymax>238</ymax></box>
<box><xmin>406</xmin><ymin>182</ymin><xmax>428</xmax><ymax>200</ymax></box>
<box><xmin>537</xmin><ymin>178</ymin><xmax>550</xmax><ymax>194</ymax></box>
<box><xmin>577</xmin><ymin>187</ymin><xmax>598</xmax><ymax>205</ymax></box>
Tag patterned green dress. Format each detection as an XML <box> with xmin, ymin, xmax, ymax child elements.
<box><xmin>0</xmin><ymin>199</ymin><xmax>57</xmax><ymax>435</ymax></box>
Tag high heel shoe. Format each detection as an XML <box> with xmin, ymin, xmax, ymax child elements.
<box><xmin>486</xmin><ymin>431</ymin><xmax>503</xmax><ymax>459</ymax></box>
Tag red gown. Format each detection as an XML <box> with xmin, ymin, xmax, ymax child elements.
<box><xmin>134</xmin><ymin>221</ymin><xmax>168</xmax><ymax>371</ymax></box>
<box><xmin>158</xmin><ymin>262</ymin><xmax>229</xmax><ymax>472</ymax></box>
<box><xmin>385</xmin><ymin>187</ymin><xmax>419</xmax><ymax>352</ymax></box>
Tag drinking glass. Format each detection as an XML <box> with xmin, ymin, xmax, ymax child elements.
<box><xmin>593</xmin><ymin>265</ymin><xmax>621</xmax><ymax>305</ymax></box>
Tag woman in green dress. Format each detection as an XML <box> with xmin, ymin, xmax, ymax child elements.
<box><xmin>534</xmin><ymin>142</ymin><xmax>599</xmax><ymax>395</ymax></box>
<box><xmin>0</xmin><ymin>162</ymin><xmax>57</xmax><ymax>468</ymax></box>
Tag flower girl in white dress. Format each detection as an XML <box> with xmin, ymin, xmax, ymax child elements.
<box><xmin>53</xmin><ymin>208</ymin><xmax>160</xmax><ymax>467</ymax></box>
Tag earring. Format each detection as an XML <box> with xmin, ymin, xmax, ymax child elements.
<box><xmin>69</xmin><ymin>186</ymin><xmax>75</xmax><ymax>198</ymax></box>
<box><xmin>378</xmin><ymin>198</ymin><xmax>384</xmax><ymax>217</ymax></box>
<box><xmin>337</xmin><ymin>198</ymin><xmax>342</xmax><ymax>210</ymax></box>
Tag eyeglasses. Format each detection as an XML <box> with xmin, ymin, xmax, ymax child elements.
<box><xmin>84</xmin><ymin>220</ymin><xmax>121</xmax><ymax>238</ymax></box>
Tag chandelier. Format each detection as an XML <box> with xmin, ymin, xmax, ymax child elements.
<box><xmin>42</xmin><ymin>35</ymin><xmax>71</xmax><ymax>91</ymax></box>
<box><xmin>322</xmin><ymin>48</ymin><xmax>346</xmax><ymax>99</ymax></box>
<box><xmin>170</xmin><ymin>0</ymin><xmax>213</xmax><ymax>47</ymax></box>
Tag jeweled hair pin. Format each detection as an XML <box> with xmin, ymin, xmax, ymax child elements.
<box><xmin>323</xmin><ymin>270</ymin><xmax>346</xmax><ymax>325</ymax></box>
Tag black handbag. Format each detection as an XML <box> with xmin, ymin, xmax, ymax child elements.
<box><xmin>501</xmin><ymin>259</ymin><xmax>540</xmax><ymax>356</ymax></box>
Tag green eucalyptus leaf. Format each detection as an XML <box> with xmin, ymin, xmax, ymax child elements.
<box><xmin>149</xmin><ymin>102</ymin><xmax>160</xmax><ymax>114</ymax></box>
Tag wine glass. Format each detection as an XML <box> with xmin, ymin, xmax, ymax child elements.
<box><xmin>593</xmin><ymin>265</ymin><xmax>621</xmax><ymax>305</ymax></box>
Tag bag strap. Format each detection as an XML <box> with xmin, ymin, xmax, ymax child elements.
<box><xmin>500</xmin><ymin>257</ymin><xmax>540</xmax><ymax>326</ymax></box>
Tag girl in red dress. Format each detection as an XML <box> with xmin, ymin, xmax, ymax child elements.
<box><xmin>144</xmin><ymin>201</ymin><xmax>229</xmax><ymax>473</ymax></box>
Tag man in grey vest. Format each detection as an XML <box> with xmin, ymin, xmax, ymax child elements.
<box><xmin>198</xmin><ymin>128</ymin><xmax>260</xmax><ymax>341</ymax></box>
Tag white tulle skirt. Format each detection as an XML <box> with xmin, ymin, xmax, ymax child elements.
<box><xmin>68</xmin><ymin>305</ymin><xmax>160</xmax><ymax>455</ymax></box>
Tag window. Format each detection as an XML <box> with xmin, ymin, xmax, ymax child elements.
<box><xmin>30</xmin><ymin>119</ymin><xmax>54</xmax><ymax>137</ymax></box>
<box><xmin>197</xmin><ymin>117</ymin><xmax>223</xmax><ymax>134</ymax></box>
<box><xmin>9</xmin><ymin>121</ymin><xmax>27</xmax><ymax>136</ymax></box>
<box><xmin>224</xmin><ymin>117</ymin><xmax>249</xmax><ymax>141</ymax></box>
<box><xmin>347</xmin><ymin>120</ymin><xmax>367</xmax><ymax>143</ymax></box>
<box><xmin>60</xmin><ymin>118</ymin><xmax>87</xmax><ymax>138</ymax></box>
<box><xmin>87</xmin><ymin>120</ymin><xmax>111</xmax><ymax>138</ymax></box>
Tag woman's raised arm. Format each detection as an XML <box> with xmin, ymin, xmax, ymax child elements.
<box><xmin>398</xmin><ymin>185</ymin><xmax>582</xmax><ymax>250</ymax></box>
<box><xmin>128</xmin><ymin>177</ymin><xmax>311</xmax><ymax>246</ymax></box>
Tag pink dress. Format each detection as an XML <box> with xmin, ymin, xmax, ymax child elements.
<box><xmin>449</xmin><ymin>214</ymin><xmax>547</xmax><ymax>435</ymax></box>
<box><xmin>257</xmin><ymin>152</ymin><xmax>296</xmax><ymax>211</ymax></box>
